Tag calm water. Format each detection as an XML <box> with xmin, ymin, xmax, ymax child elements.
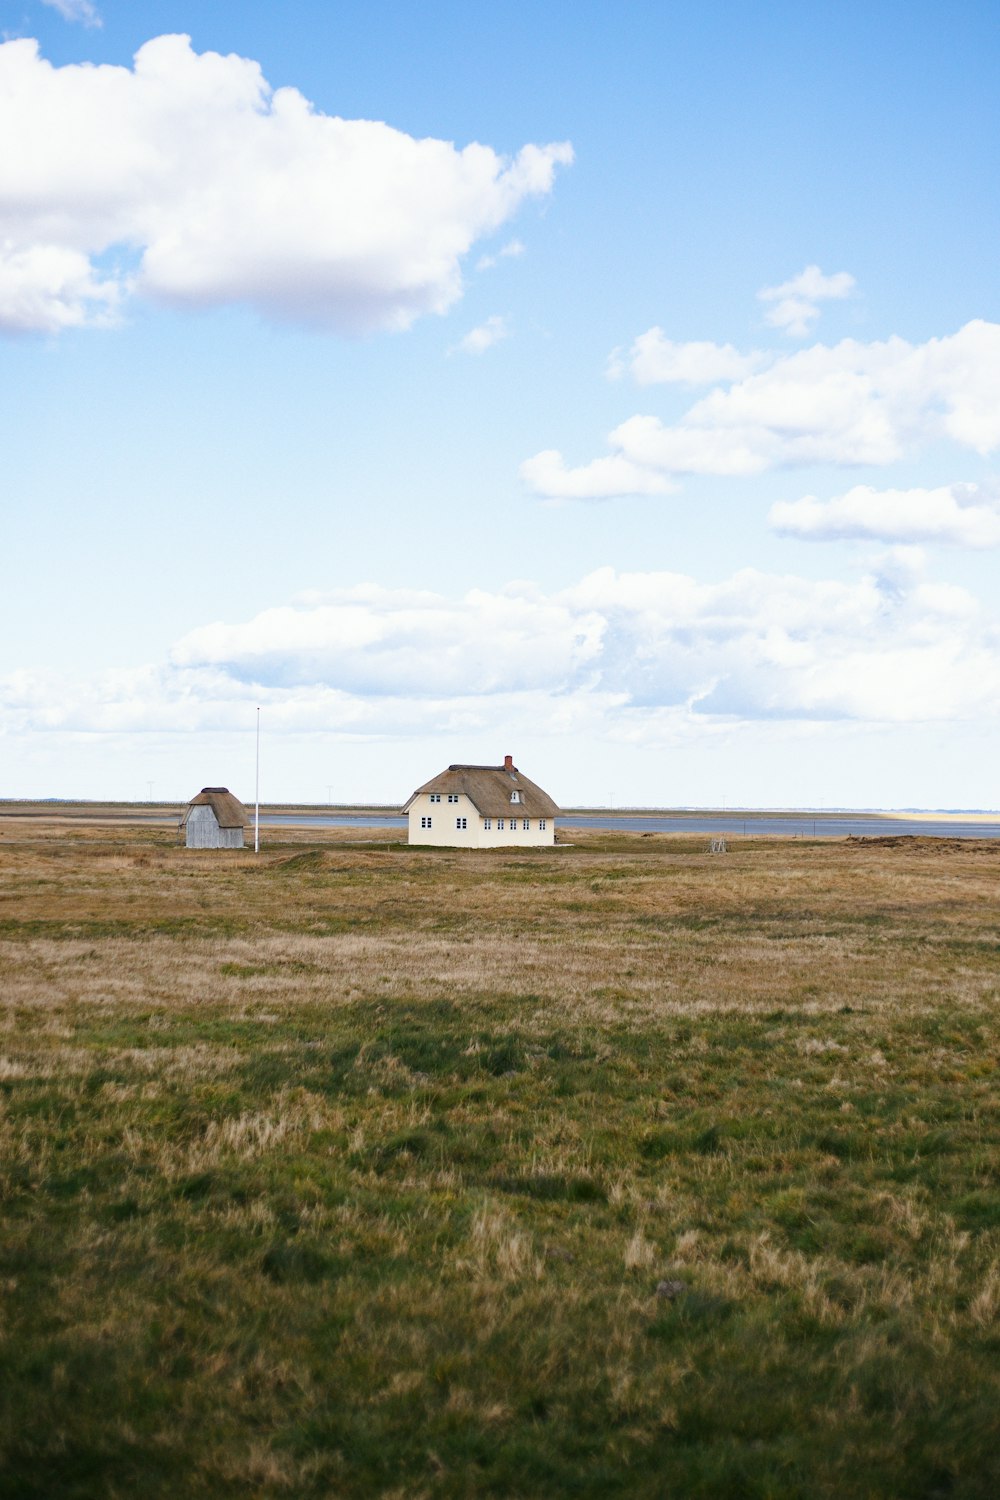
<box><xmin>260</xmin><ymin>813</ymin><xmax>1000</xmax><ymax>840</ymax></box>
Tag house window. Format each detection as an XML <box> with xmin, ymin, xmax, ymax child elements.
<box><xmin>421</xmin><ymin>816</ymin><xmax>432</xmax><ymax>829</ymax></box>
<box><xmin>498</xmin><ymin>819</ymin><xmax>504</xmax><ymax>831</ymax></box>
<box><xmin>539</xmin><ymin>819</ymin><xmax>546</xmax><ymax>831</ymax></box>
<box><xmin>429</xmin><ymin>793</ymin><xmax>441</xmax><ymax>803</ymax></box>
<box><xmin>510</xmin><ymin>791</ymin><xmax>520</xmax><ymax>803</ymax></box>
<box><xmin>523</xmin><ymin>818</ymin><xmax>530</xmax><ymax>830</ymax></box>
<box><xmin>456</xmin><ymin>816</ymin><xmax>467</xmax><ymax>830</ymax></box>
<box><xmin>448</xmin><ymin>793</ymin><xmax>459</xmax><ymax>803</ymax></box>
<box><xmin>484</xmin><ymin>818</ymin><xmax>492</xmax><ymax>830</ymax></box>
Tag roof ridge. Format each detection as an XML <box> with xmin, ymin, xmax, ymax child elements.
<box><xmin>447</xmin><ymin>762</ymin><xmax>510</xmax><ymax>771</ymax></box>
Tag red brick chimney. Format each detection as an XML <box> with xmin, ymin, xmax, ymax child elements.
<box><xmin>503</xmin><ymin>754</ymin><xmax>514</xmax><ymax>771</ymax></box>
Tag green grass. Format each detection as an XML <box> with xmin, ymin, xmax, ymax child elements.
<box><xmin>0</xmin><ymin>826</ymin><xmax>997</xmax><ymax>1496</ymax></box>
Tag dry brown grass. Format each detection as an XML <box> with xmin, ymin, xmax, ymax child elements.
<box><xmin>0</xmin><ymin>819</ymin><xmax>998</xmax><ymax>1498</ymax></box>
<box><xmin>2</xmin><ymin>822</ymin><xmax>997</xmax><ymax>1009</ymax></box>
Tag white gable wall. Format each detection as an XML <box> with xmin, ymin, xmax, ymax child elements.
<box><xmin>408</xmin><ymin>792</ymin><xmax>478</xmax><ymax>847</ymax></box>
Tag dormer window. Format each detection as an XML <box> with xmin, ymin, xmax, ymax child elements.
<box><xmin>510</xmin><ymin>791</ymin><xmax>520</xmax><ymax>803</ymax></box>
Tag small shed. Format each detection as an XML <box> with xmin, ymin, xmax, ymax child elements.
<box><xmin>182</xmin><ymin>787</ymin><xmax>248</xmax><ymax>849</ymax></box>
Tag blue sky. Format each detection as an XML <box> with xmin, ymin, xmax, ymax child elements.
<box><xmin>2</xmin><ymin>0</ymin><xmax>999</xmax><ymax>806</ymax></box>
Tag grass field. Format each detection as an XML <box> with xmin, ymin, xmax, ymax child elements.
<box><xmin>0</xmin><ymin>821</ymin><xmax>998</xmax><ymax>1498</ymax></box>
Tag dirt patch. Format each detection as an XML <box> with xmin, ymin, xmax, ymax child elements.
<box><xmin>846</xmin><ymin>836</ymin><xmax>998</xmax><ymax>854</ymax></box>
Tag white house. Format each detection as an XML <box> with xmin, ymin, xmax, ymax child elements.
<box><xmin>403</xmin><ymin>755</ymin><xmax>559</xmax><ymax>848</ymax></box>
<box><xmin>181</xmin><ymin>787</ymin><xmax>248</xmax><ymax>849</ymax></box>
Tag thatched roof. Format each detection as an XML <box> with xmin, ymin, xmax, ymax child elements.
<box><xmin>181</xmin><ymin>787</ymin><xmax>248</xmax><ymax>828</ymax></box>
<box><xmin>403</xmin><ymin>762</ymin><xmax>559</xmax><ymax>819</ymax></box>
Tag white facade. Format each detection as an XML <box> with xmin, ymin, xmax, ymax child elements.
<box><xmin>407</xmin><ymin>792</ymin><xmax>554</xmax><ymax>848</ymax></box>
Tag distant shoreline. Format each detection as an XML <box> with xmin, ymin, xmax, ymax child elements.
<box><xmin>0</xmin><ymin>801</ymin><xmax>996</xmax><ymax>823</ymax></box>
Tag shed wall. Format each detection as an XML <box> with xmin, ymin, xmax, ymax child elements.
<box><xmin>185</xmin><ymin>805</ymin><xmax>245</xmax><ymax>849</ymax></box>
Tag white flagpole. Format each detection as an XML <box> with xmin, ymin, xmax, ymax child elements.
<box><xmin>254</xmin><ymin>706</ymin><xmax>260</xmax><ymax>853</ymax></box>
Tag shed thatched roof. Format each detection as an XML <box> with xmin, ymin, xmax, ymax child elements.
<box><xmin>181</xmin><ymin>787</ymin><xmax>248</xmax><ymax>829</ymax></box>
<box><xmin>403</xmin><ymin>762</ymin><xmax>558</xmax><ymax>819</ymax></box>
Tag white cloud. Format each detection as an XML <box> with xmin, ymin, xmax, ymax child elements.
<box><xmin>608</xmin><ymin>327</ymin><xmax>764</xmax><ymax>385</ymax></box>
<box><xmin>758</xmin><ymin>264</ymin><xmax>855</xmax><ymax>337</ymax></box>
<box><xmin>170</xmin><ymin>583</ymin><xmax>607</xmax><ymax>698</ymax></box>
<box><xmin>40</xmin><ymin>0</ymin><xmax>101</xmax><ymax>26</ymax></box>
<box><xmin>6</xmin><ymin>566</ymin><xmax>999</xmax><ymax>764</ymax></box>
<box><xmin>452</xmin><ymin>314</ymin><xmax>509</xmax><ymax>354</ymax></box>
<box><xmin>519</xmin><ymin>449</ymin><xmax>676</xmax><ymax>499</ymax></box>
<box><xmin>0</xmin><ymin>34</ymin><xmax>572</xmax><ymax>335</ymax></box>
<box><xmin>524</xmin><ymin>320</ymin><xmax>1000</xmax><ymax>498</ymax></box>
<box><xmin>476</xmin><ymin>238</ymin><xmax>525</xmax><ymax>271</ymax></box>
<box><xmin>0</xmin><ymin>242</ymin><xmax>121</xmax><ymax>332</ymax></box>
<box><xmin>770</xmin><ymin>482</ymin><xmax>1000</xmax><ymax>549</ymax></box>
<box><xmin>559</xmin><ymin>565</ymin><xmax>999</xmax><ymax>722</ymax></box>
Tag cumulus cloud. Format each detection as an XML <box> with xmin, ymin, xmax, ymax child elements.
<box><xmin>524</xmin><ymin>320</ymin><xmax>1000</xmax><ymax>498</ymax></box>
<box><xmin>556</xmin><ymin>565</ymin><xmax>997</xmax><ymax>723</ymax></box>
<box><xmin>0</xmin><ymin>34</ymin><xmax>572</xmax><ymax>335</ymax></box>
<box><xmin>451</xmin><ymin>314</ymin><xmax>509</xmax><ymax>354</ymax></box>
<box><xmin>758</xmin><ymin>264</ymin><xmax>856</xmax><ymax>337</ymax></box>
<box><xmin>170</xmin><ymin>583</ymin><xmax>607</xmax><ymax>697</ymax></box>
<box><xmin>607</xmin><ymin>328</ymin><xmax>763</xmax><ymax>385</ymax></box>
<box><xmin>40</xmin><ymin>0</ymin><xmax>101</xmax><ymax>26</ymax></box>
<box><xmin>770</xmin><ymin>482</ymin><xmax>1000</xmax><ymax>548</ymax></box>
<box><xmin>0</xmin><ymin>243</ymin><xmax>121</xmax><ymax>333</ymax></box>
<box><xmin>7</xmin><ymin>565</ymin><xmax>999</xmax><ymax>758</ymax></box>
